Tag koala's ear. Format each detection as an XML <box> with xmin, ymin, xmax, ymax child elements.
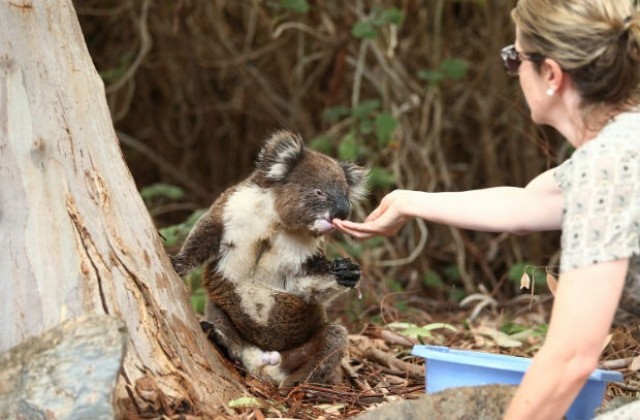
<box><xmin>340</xmin><ymin>162</ymin><xmax>369</xmax><ymax>203</ymax></box>
<box><xmin>256</xmin><ymin>131</ymin><xmax>305</xmax><ymax>181</ymax></box>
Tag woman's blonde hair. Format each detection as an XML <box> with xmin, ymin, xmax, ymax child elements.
<box><xmin>512</xmin><ymin>0</ymin><xmax>640</xmax><ymax>115</ymax></box>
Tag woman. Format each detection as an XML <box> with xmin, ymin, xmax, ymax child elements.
<box><xmin>334</xmin><ymin>1</ymin><xmax>640</xmax><ymax>418</ymax></box>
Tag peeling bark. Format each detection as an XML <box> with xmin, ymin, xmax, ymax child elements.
<box><xmin>0</xmin><ymin>1</ymin><xmax>243</xmax><ymax>417</ymax></box>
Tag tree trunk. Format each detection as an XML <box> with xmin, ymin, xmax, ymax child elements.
<box><xmin>0</xmin><ymin>1</ymin><xmax>243</xmax><ymax>417</ymax></box>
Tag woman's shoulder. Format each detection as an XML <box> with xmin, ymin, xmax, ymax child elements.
<box><xmin>580</xmin><ymin>110</ymin><xmax>640</xmax><ymax>158</ymax></box>
<box><xmin>554</xmin><ymin>112</ymin><xmax>640</xmax><ymax>190</ymax></box>
<box><xmin>554</xmin><ymin>109</ymin><xmax>640</xmax><ymax>189</ymax></box>
<box><xmin>597</xmin><ymin>109</ymin><xmax>640</xmax><ymax>144</ymax></box>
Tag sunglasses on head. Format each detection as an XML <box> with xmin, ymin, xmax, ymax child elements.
<box><xmin>500</xmin><ymin>44</ymin><xmax>544</xmax><ymax>76</ymax></box>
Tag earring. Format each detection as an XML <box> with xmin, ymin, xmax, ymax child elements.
<box><xmin>546</xmin><ymin>88</ymin><xmax>555</xmax><ymax>96</ymax></box>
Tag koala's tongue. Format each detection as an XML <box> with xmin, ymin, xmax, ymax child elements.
<box><xmin>316</xmin><ymin>219</ymin><xmax>335</xmax><ymax>233</ymax></box>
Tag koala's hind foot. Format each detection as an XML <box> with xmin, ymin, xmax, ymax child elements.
<box><xmin>329</xmin><ymin>258</ymin><xmax>361</xmax><ymax>288</ymax></box>
<box><xmin>202</xmin><ymin>301</ymin><xmax>285</xmax><ymax>379</ymax></box>
<box><xmin>277</xmin><ymin>322</ymin><xmax>348</xmax><ymax>387</ymax></box>
<box><xmin>260</xmin><ymin>351</ymin><xmax>281</xmax><ymax>366</ymax></box>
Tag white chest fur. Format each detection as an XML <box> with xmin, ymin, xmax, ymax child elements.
<box><xmin>217</xmin><ymin>183</ymin><xmax>322</xmax><ymax>324</ymax></box>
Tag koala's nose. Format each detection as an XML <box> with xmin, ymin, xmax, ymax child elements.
<box><xmin>331</xmin><ymin>197</ymin><xmax>351</xmax><ymax>220</ymax></box>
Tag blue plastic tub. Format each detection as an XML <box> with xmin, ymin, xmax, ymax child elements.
<box><xmin>411</xmin><ymin>345</ymin><xmax>623</xmax><ymax>420</ymax></box>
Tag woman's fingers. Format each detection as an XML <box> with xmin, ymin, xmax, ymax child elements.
<box><xmin>332</xmin><ymin>219</ymin><xmax>376</xmax><ymax>239</ymax></box>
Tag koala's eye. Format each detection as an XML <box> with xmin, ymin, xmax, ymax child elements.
<box><xmin>314</xmin><ymin>188</ymin><xmax>325</xmax><ymax>198</ymax></box>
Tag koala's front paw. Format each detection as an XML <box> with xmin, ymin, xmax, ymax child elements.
<box><xmin>329</xmin><ymin>258</ymin><xmax>361</xmax><ymax>288</ymax></box>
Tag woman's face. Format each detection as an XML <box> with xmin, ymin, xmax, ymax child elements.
<box><xmin>514</xmin><ymin>30</ymin><xmax>553</xmax><ymax>125</ymax></box>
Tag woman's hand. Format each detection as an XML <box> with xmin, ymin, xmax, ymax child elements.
<box><xmin>333</xmin><ymin>190</ymin><xmax>412</xmax><ymax>239</ymax></box>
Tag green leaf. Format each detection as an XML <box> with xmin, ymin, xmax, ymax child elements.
<box><xmin>159</xmin><ymin>209</ymin><xmax>206</xmax><ymax>247</ymax></box>
<box><xmin>322</xmin><ymin>105</ymin><xmax>350</xmax><ymax>123</ymax></box>
<box><xmin>358</xmin><ymin>118</ymin><xmax>374</xmax><ymax>135</ymax></box>
<box><xmin>327</xmin><ymin>240</ymin><xmax>363</xmax><ymax>260</ymax></box>
<box><xmin>394</xmin><ymin>301</ymin><xmax>409</xmax><ymax>312</ymax></box>
<box><xmin>492</xmin><ymin>331</ymin><xmax>524</xmax><ymax>348</ymax></box>
<box><xmin>386</xmin><ymin>278</ymin><xmax>404</xmax><ymax>293</ymax></box>
<box><xmin>380</xmin><ymin>7</ymin><xmax>404</xmax><ymax>25</ymax></box>
<box><xmin>228</xmin><ymin>397</ymin><xmax>262</xmax><ymax>408</ymax></box>
<box><xmin>440</xmin><ymin>58</ymin><xmax>468</xmax><ymax>80</ymax></box>
<box><xmin>280</xmin><ymin>0</ymin><xmax>309</xmax><ymax>14</ymax></box>
<box><xmin>507</xmin><ymin>262</ymin><xmax>529</xmax><ymax>281</ymax></box>
<box><xmin>185</xmin><ymin>209</ymin><xmax>206</xmax><ymax>225</ymax></box>
<box><xmin>351</xmin><ymin>21</ymin><xmax>378</xmax><ymax>39</ymax></box>
<box><xmin>368</xmin><ymin>166</ymin><xmax>396</xmax><ymax>189</ymax></box>
<box><xmin>448</xmin><ymin>287</ymin><xmax>466</xmax><ymax>303</ymax></box>
<box><xmin>417</xmin><ymin>69</ymin><xmax>446</xmax><ymax>84</ymax></box>
<box><xmin>422</xmin><ymin>270</ymin><xmax>444</xmax><ymax>289</ymax></box>
<box><xmin>500</xmin><ymin>322</ymin><xmax>528</xmax><ymax>335</ymax></box>
<box><xmin>507</xmin><ymin>262</ymin><xmax>546</xmax><ymax>286</ymax></box>
<box><xmin>308</xmin><ymin>136</ymin><xmax>333</xmax><ymax>154</ymax></box>
<box><xmin>140</xmin><ymin>183</ymin><xmax>185</xmax><ymax>202</ymax></box>
<box><xmin>159</xmin><ymin>225</ymin><xmax>180</xmax><ymax>247</ymax></box>
<box><xmin>352</xmin><ymin>99</ymin><xmax>380</xmax><ymax>120</ymax></box>
<box><xmin>508</xmin><ymin>328</ymin><xmax>538</xmax><ymax>342</ymax></box>
<box><xmin>418</xmin><ymin>59</ymin><xmax>467</xmax><ymax>86</ymax></box>
<box><xmin>443</xmin><ymin>265</ymin><xmax>461</xmax><ymax>281</ymax></box>
<box><xmin>374</xmin><ymin>113</ymin><xmax>398</xmax><ymax>146</ymax></box>
<box><xmin>98</xmin><ymin>52</ymin><xmax>135</xmax><ymax>83</ymax></box>
<box><xmin>99</xmin><ymin>67</ymin><xmax>127</xmax><ymax>84</ymax></box>
<box><xmin>387</xmin><ymin>321</ymin><xmax>417</xmax><ymax>330</ymax></box>
<box><xmin>190</xmin><ymin>292</ymin><xmax>206</xmax><ymax>314</ymax></box>
<box><xmin>392</xmin><ymin>322</ymin><xmax>458</xmax><ymax>339</ymax></box>
<box><xmin>401</xmin><ymin>327</ymin><xmax>431</xmax><ymax>339</ymax></box>
<box><xmin>337</xmin><ymin>132</ymin><xmax>360</xmax><ymax>161</ymax></box>
<box><xmin>364</xmin><ymin>237</ymin><xmax>385</xmax><ymax>248</ymax></box>
<box><xmin>184</xmin><ymin>267</ymin><xmax>203</xmax><ymax>289</ymax></box>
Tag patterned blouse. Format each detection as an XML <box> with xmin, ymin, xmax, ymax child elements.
<box><xmin>554</xmin><ymin>109</ymin><xmax>640</xmax><ymax>316</ymax></box>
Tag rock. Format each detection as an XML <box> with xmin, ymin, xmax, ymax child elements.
<box><xmin>355</xmin><ymin>384</ymin><xmax>517</xmax><ymax>420</ymax></box>
<box><xmin>0</xmin><ymin>315</ymin><xmax>127</xmax><ymax>419</ymax></box>
<box><xmin>595</xmin><ymin>397</ymin><xmax>640</xmax><ymax>420</ymax></box>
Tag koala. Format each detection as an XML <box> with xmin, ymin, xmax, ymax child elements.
<box><xmin>171</xmin><ymin>130</ymin><xmax>368</xmax><ymax>387</ymax></box>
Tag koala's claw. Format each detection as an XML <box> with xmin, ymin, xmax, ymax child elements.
<box><xmin>171</xmin><ymin>255</ymin><xmax>195</xmax><ymax>277</ymax></box>
<box><xmin>200</xmin><ymin>320</ymin><xmax>215</xmax><ymax>337</ymax></box>
<box><xmin>329</xmin><ymin>258</ymin><xmax>361</xmax><ymax>288</ymax></box>
<box><xmin>170</xmin><ymin>255</ymin><xmax>185</xmax><ymax>276</ymax></box>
